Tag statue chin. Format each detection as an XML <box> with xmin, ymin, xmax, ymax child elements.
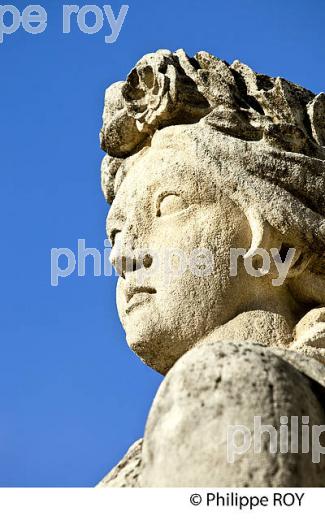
<box><xmin>126</xmin><ymin>309</ymin><xmax>297</xmax><ymax>375</ymax></box>
<box><xmin>98</xmin><ymin>49</ymin><xmax>325</xmax><ymax>487</ymax></box>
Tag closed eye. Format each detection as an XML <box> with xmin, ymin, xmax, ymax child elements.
<box><xmin>156</xmin><ymin>193</ymin><xmax>188</xmax><ymax>217</ymax></box>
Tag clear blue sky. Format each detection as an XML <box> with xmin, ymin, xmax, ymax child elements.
<box><xmin>0</xmin><ymin>0</ymin><xmax>324</xmax><ymax>486</ymax></box>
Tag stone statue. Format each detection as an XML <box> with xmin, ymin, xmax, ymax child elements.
<box><xmin>97</xmin><ymin>50</ymin><xmax>325</xmax><ymax>487</ymax></box>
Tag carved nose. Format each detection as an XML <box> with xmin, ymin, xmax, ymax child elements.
<box><xmin>110</xmin><ymin>247</ymin><xmax>153</xmax><ymax>278</ymax></box>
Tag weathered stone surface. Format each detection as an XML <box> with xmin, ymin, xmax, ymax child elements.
<box><xmin>98</xmin><ymin>49</ymin><xmax>325</xmax><ymax>487</ymax></box>
<box><xmin>140</xmin><ymin>343</ymin><xmax>325</xmax><ymax>487</ymax></box>
<box><xmin>97</xmin><ymin>439</ymin><xmax>142</xmax><ymax>487</ymax></box>
<box><xmin>271</xmin><ymin>346</ymin><xmax>325</xmax><ymax>391</ymax></box>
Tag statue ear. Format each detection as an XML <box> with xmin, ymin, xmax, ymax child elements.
<box><xmin>282</xmin><ymin>247</ymin><xmax>316</xmax><ymax>279</ymax></box>
<box><xmin>243</xmin><ymin>208</ymin><xmax>280</xmax><ymax>259</ymax></box>
<box><xmin>243</xmin><ymin>207</ymin><xmax>314</xmax><ymax>279</ymax></box>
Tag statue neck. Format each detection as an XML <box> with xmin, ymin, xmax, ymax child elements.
<box><xmin>195</xmin><ymin>309</ymin><xmax>296</xmax><ymax>349</ymax></box>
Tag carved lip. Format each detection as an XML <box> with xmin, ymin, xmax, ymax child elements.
<box><xmin>125</xmin><ymin>286</ymin><xmax>157</xmax><ymax>313</ymax></box>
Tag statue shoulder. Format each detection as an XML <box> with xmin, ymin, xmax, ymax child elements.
<box><xmin>97</xmin><ymin>438</ymin><xmax>143</xmax><ymax>488</ymax></box>
<box><xmin>139</xmin><ymin>341</ymin><xmax>325</xmax><ymax>486</ymax></box>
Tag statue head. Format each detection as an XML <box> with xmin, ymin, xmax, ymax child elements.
<box><xmin>101</xmin><ymin>50</ymin><xmax>325</xmax><ymax>374</ymax></box>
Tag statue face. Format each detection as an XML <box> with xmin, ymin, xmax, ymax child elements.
<box><xmin>107</xmin><ymin>134</ymin><xmax>251</xmax><ymax>373</ymax></box>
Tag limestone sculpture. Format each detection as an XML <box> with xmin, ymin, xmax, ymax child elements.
<box><xmin>98</xmin><ymin>50</ymin><xmax>325</xmax><ymax>487</ymax></box>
